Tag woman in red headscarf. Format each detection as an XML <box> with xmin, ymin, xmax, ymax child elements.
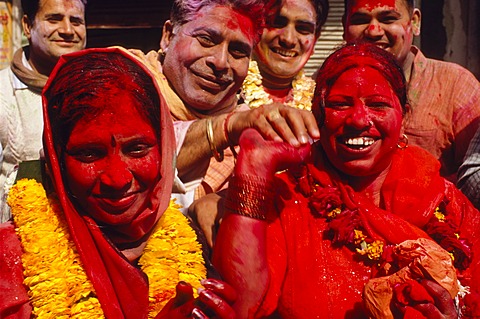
<box><xmin>0</xmin><ymin>47</ymin><xmax>235</xmax><ymax>319</ymax></box>
<box><xmin>213</xmin><ymin>42</ymin><xmax>480</xmax><ymax>318</ymax></box>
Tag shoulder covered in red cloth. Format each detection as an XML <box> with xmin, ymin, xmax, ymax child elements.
<box><xmin>0</xmin><ymin>221</ymin><xmax>31</xmax><ymax>318</ymax></box>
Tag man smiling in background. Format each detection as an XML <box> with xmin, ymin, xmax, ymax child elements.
<box><xmin>0</xmin><ymin>0</ymin><xmax>87</xmax><ymax>221</ymax></box>
<box><xmin>343</xmin><ymin>0</ymin><xmax>480</xmax><ymax>182</ymax></box>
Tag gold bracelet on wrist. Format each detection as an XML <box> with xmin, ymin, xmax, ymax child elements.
<box><xmin>206</xmin><ymin>117</ymin><xmax>224</xmax><ymax>162</ymax></box>
<box><xmin>225</xmin><ymin>174</ymin><xmax>275</xmax><ymax>220</ymax></box>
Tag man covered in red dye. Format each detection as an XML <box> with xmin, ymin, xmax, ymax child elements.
<box><xmin>342</xmin><ymin>0</ymin><xmax>480</xmax><ymax>182</ymax></box>
<box><xmin>131</xmin><ymin>0</ymin><xmax>320</xmax><ymax>216</ymax></box>
<box><xmin>188</xmin><ymin>0</ymin><xmax>329</xmax><ymax>247</ymax></box>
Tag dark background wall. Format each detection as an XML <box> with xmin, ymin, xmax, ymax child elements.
<box><xmin>421</xmin><ymin>0</ymin><xmax>447</xmax><ymax>60</ymax></box>
<box><xmin>85</xmin><ymin>0</ymin><xmax>172</xmax><ymax>52</ymax></box>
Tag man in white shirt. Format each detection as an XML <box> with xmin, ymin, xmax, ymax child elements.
<box><xmin>0</xmin><ymin>0</ymin><xmax>86</xmax><ymax>221</ymax></box>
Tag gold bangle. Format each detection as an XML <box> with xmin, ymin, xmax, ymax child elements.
<box><xmin>206</xmin><ymin>117</ymin><xmax>224</xmax><ymax>162</ymax></box>
<box><xmin>225</xmin><ymin>174</ymin><xmax>275</xmax><ymax>220</ymax></box>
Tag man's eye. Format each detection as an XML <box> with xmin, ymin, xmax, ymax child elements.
<box><xmin>296</xmin><ymin>24</ymin><xmax>315</xmax><ymax>35</ymax></box>
<box><xmin>230</xmin><ymin>46</ymin><xmax>250</xmax><ymax>59</ymax></box>
<box><xmin>70</xmin><ymin>18</ymin><xmax>84</xmax><ymax>26</ymax></box>
<box><xmin>196</xmin><ymin>35</ymin><xmax>215</xmax><ymax>47</ymax></box>
<box><xmin>380</xmin><ymin>16</ymin><xmax>398</xmax><ymax>24</ymax></box>
<box><xmin>271</xmin><ymin>16</ymin><xmax>288</xmax><ymax>29</ymax></box>
<box><xmin>349</xmin><ymin>16</ymin><xmax>371</xmax><ymax>25</ymax></box>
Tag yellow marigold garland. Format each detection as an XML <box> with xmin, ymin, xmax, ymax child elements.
<box><xmin>241</xmin><ymin>60</ymin><xmax>316</xmax><ymax>111</ymax></box>
<box><xmin>8</xmin><ymin>179</ymin><xmax>206</xmax><ymax>319</ymax></box>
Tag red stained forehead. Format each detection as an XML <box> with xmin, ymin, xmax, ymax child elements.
<box><xmin>226</xmin><ymin>9</ymin><xmax>256</xmax><ymax>43</ymax></box>
<box><xmin>348</xmin><ymin>0</ymin><xmax>397</xmax><ymax>11</ymax></box>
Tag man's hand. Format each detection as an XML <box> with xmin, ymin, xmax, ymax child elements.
<box><xmin>229</xmin><ymin>103</ymin><xmax>320</xmax><ymax>147</ymax></box>
<box><xmin>188</xmin><ymin>192</ymin><xmax>225</xmax><ymax>248</ymax></box>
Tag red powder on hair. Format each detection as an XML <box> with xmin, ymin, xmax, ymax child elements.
<box><xmin>227</xmin><ymin>10</ymin><xmax>255</xmax><ymax>43</ymax></box>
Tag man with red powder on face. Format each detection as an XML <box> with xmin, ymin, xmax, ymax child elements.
<box><xmin>342</xmin><ymin>0</ymin><xmax>480</xmax><ymax>182</ymax></box>
<box><xmin>133</xmin><ymin>0</ymin><xmax>320</xmax><ymax>215</ymax></box>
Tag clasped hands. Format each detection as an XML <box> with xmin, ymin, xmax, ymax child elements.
<box><xmin>228</xmin><ymin>102</ymin><xmax>319</xmax><ymax>149</ymax></box>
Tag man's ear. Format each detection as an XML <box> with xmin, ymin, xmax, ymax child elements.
<box><xmin>411</xmin><ymin>8</ymin><xmax>421</xmax><ymax>36</ymax></box>
<box><xmin>160</xmin><ymin>20</ymin><xmax>175</xmax><ymax>52</ymax></box>
<box><xmin>22</xmin><ymin>15</ymin><xmax>33</xmax><ymax>40</ymax></box>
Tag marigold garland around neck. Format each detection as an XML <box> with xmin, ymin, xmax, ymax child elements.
<box><xmin>8</xmin><ymin>179</ymin><xmax>206</xmax><ymax>319</ymax></box>
<box><xmin>241</xmin><ymin>60</ymin><xmax>316</xmax><ymax>110</ymax></box>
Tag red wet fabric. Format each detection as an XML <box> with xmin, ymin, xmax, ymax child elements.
<box><xmin>258</xmin><ymin>146</ymin><xmax>480</xmax><ymax>318</ymax></box>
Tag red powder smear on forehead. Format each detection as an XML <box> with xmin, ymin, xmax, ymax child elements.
<box><xmin>227</xmin><ymin>10</ymin><xmax>256</xmax><ymax>43</ymax></box>
<box><xmin>350</xmin><ymin>0</ymin><xmax>396</xmax><ymax>11</ymax></box>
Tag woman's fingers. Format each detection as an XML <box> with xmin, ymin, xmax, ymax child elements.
<box><xmin>201</xmin><ymin>278</ymin><xmax>237</xmax><ymax>304</ymax></box>
<box><xmin>191</xmin><ymin>308</ymin><xmax>208</xmax><ymax>319</ymax></box>
<box><xmin>196</xmin><ymin>288</ymin><xmax>236</xmax><ymax>319</ymax></box>
<box><xmin>172</xmin><ymin>281</ymin><xmax>195</xmax><ymax>307</ymax></box>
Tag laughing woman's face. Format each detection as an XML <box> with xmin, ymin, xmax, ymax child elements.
<box><xmin>320</xmin><ymin>65</ymin><xmax>403</xmax><ymax>177</ymax></box>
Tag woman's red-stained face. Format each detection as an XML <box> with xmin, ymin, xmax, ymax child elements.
<box><xmin>320</xmin><ymin>65</ymin><xmax>403</xmax><ymax>177</ymax></box>
<box><xmin>63</xmin><ymin>90</ymin><xmax>161</xmax><ymax>225</ymax></box>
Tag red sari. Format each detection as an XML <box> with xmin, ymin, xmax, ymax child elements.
<box><xmin>259</xmin><ymin>146</ymin><xmax>480</xmax><ymax>318</ymax></box>
<box><xmin>0</xmin><ymin>47</ymin><xmax>176</xmax><ymax>318</ymax></box>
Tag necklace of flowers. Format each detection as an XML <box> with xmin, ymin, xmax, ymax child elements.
<box><xmin>8</xmin><ymin>178</ymin><xmax>206</xmax><ymax>319</ymax></box>
<box><xmin>294</xmin><ymin>166</ymin><xmax>473</xmax><ymax>270</ymax></box>
<box><xmin>241</xmin><ymin>60</ymin><xmax>316</xmax><ymax>111</ymax></box>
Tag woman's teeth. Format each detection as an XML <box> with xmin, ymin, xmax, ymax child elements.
<box><xmin>344</xmin><ymin>137</ymin><xmax>374</xmax><ymax>147</ymax></box>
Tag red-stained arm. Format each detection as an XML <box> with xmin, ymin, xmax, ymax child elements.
<box><xmin>212</xmin><ymin>129</ymin><xmax>310</xmax><ymax>318</ymax></box>
<box><xmin>213</xmin><ymin>213</ymin><xmax>270</xmax><ymax>319</ymax></box>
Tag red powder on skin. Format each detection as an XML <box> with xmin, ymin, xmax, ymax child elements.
<box><xmin>349</xmin><ymin>0</ymin><xmax>396</xmax><ymax>12</ymax></box>
<box><xmin>226</xmin><ymin>10</ymin><xmax>255</xmax><ymax>44</ymax></box>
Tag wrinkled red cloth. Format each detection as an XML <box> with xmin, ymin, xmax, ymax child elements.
<box><xmin>394</xmin><ymin>280</ymin><xmax>434</xmax><ymax>305</ymax></box>
<box><xmin>0</xmin><ymin>222</ymin><xmax>32</xmax><ymax>318</ymax></box>
<box><xmin>0</xmin><ymin>47</ymin><xmax>176</xmax><ymax>318</ymax></box>
<box><xmin>257</xmin><ymin>146</ymin><xmax>480</xmax><ymax>318</ymax></box>
<box><xmin>363</xmin><ymin>238</ymin><xmax>459</xmax><ymax>319</ymax></box>
<box><xmin>394</xmin><ymin>280</ymin><xmax>434</xmax><ymax>319</ymax></box>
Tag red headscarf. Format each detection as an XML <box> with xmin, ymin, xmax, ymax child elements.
<box><xmin>42</xmin><ymin>47</ymin><xmax>175</xmax><ymax>318</ymax></box>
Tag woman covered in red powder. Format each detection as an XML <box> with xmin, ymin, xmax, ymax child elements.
<box><xmin>213</xmin><ymin>42</ymin><xmax>480</xmax><ymax>318</ymax></box>
<box><xmin>0</xmin><ymin>47</ymin><xmax>236</xmax><ymax>319</ymax></box>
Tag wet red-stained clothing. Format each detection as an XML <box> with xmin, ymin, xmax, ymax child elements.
<box><xmin>258</xmin><ymin>146</ymin><xmax>480</xmax><ymax>318</ymax></box>
<box><xmin>264</xmin><ymin>208</ymin><xmax>372</xmax><ymax>318</ymax></box>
